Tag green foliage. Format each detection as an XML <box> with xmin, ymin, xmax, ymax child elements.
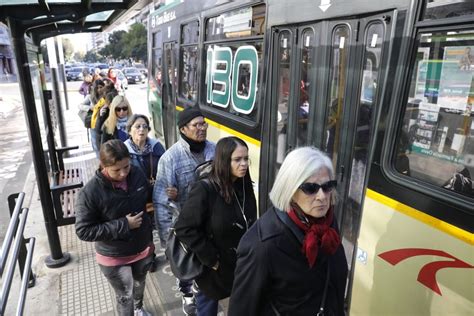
<box><xmin>83</xmin><ymin>51</ymin><xmax>103</xmax><ymax>63</ymax></box>
<box><xmin>73</xmin><ymin>51</ymin><xmax>85</xmax><ymax>62</ymax></box>
<box><xmin>99</xmin><ymin>24</ymin><xmax>146</xmax><ymax>62</ymax></box>
<box><xmin>122</xmin><ymin>23</ymin><xmax>147</xmax><ymax>62</ymax></box>
<box><xmin>100</xmin><ymin>30</ymin><xmax>127</xmax><ymax>59</ymax></box>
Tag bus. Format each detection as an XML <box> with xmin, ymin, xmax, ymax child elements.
<box><xmin>146</xmin><ymin>0</ymin><xmax>474</xmax><ymax>314</ymax></box>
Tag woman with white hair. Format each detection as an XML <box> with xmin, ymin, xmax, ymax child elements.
<box><xmin>228</xmin><ymin>147</ymin><xmax>348</xmax><ymax>316</ymax></box>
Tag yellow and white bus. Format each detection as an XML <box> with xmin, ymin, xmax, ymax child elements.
<box><xmin>147</xmin><ymin>0</ymin><xmax>474</xmax><ymax>314</ymax></box>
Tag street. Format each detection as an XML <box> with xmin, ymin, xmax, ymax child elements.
<box><xmin>0</xmin><ymin>79</ymin><xmax>148</xmax><ymax>242</ymax></box>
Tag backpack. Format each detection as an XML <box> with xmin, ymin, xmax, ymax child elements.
<box><xmin>194</xmin><ymin>160</ymin><xmax>213</xmax><ymax>180</ymax></box>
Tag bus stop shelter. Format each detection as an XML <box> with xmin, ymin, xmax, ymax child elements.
<box><xmin>0</xmin><ymin>0</ymin><xmax>147</xmax><ymax>268</ymax></box>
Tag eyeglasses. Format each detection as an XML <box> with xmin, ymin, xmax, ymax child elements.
<box><xmin>231</xmin><ymin>157</ymin><xmax>250</xmax><ymax>165</ymax></box>
<box><xmin>299</xmin><ymin>180</ymin><xmax>337</xmax><ymax>195</ymax></box>
<box><xmin>115</xmin><ymin>106</ymin><xmax>129</xmax><ymax>112</ymax></box>
<box><xmin>133</xmin><ymin>124</ymin><xmax>149</xmax><ymax>130</ymax></box>
<box><xmin>188</xmin><ymin>121</ymin><xmax>208</xmax><ymax>129</ymax></box>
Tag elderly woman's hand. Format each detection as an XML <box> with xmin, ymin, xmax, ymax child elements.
<box><xmin>126</xmin><ymin>211</ymin><xmax>143</xmax><ymax>229</ymax></box>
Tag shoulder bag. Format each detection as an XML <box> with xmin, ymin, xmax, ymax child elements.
<box><xmin>165</xmin><ymin>179</ymin><xmax>214</xmax><ymax>281</ymax></box>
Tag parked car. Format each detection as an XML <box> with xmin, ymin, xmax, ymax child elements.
<box><xmin>66</xmin><ymin>67</ymin><xmax>87</xmax><ymax>81</ymax></box>
<box><xmin>134</xmin><ymin>63</ymin><xmax>148</xmax><ymax>77</ymax></box>
<box><xmin>122</xmin><ymin>67</ymin><xmax>146</xmax><ymax>84</ymax></box>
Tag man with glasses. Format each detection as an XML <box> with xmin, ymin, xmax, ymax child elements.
<box><xmin>153</xmin><ymin>107</ymin><xmax>215</xmax><ymax>315</ymax></box>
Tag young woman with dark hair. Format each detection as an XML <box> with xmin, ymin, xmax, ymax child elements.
<box><xmin>174</xmin><ymin>136</ymin><xmax>257</xmax><ymax>316</ymax></box>
<box><xmin>75</xmin><ymin>140</ymin><xmax>154</xmax><ymax>316</ymax></box>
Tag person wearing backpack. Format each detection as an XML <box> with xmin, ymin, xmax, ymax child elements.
<box><xmin>153</xmin><ymin>107</ymin><xmax>215</xmax><ymax>315</ymax></box>
<box><xmin>174</xmin><ymin>136</ymin><xmax>257</xmax><ymax>315</ymax></box>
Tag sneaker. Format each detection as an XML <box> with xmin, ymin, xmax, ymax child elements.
<box><xmin>134</xmin><ymin>307</ymin><xmax>151</xmax><ymax>316</ymax></box>
<box><xmin>182</xmin><ymin>294</ymin><xmax>196</xmax><ymax>315</ymax></box>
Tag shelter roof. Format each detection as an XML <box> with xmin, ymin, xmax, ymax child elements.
<box><xmin>0</xmin><ymin>0</ymin><xmax>148</xmax><ymax>43</ymax></box>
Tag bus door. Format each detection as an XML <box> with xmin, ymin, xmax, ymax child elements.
<box><xmin>322</xmin><ymin>14</ymin><xmax>392</xmax><ymax>301</ymax></box>
<box><xmin>265</xmin><ymin>12</ymin><xmax>392</xmax><ymax>298</ymax></box>
<box><xmin>162</xmin><ymin>41</ymin><xmax>178</xmax><ymax>148</ymax></box>
<box><xmin>264</xmin><ymin>24</ymin><xmax>321</xmax><ymax>200</ymax></box>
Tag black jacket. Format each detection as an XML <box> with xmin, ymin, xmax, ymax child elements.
<box><xmin>75</xmin><ymin>166</ymin><xmax>152</xmax><ymax>257</ymax></box>
<box><xmin>228</xmin><ymin>207</ymin><xmax>348</xmax><ymax>316</ymax></box>
<box><xmin>174</xmin><ymin>175</ymin><xmax>257</xmax><ymax>300</ymax></box>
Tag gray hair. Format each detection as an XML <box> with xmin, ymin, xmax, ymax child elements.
<box><xmin>269</xmin><ymin>147</ymin><xmax>335</xmax><ymax>212</ymax></box>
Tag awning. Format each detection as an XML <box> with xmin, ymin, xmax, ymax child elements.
<box><xmin>0</xmin><ymin>0</ymin><xmax>144</xmax><ymax>44</ymax></box>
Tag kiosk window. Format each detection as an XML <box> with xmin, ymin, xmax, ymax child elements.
<box><xmin>395</xmin><ymin>30</ymin><xmax>474</xmax><ymax>198</ymax></box>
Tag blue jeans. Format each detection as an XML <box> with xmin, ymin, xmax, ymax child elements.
<box><xmin>90</xmin><ymin>128</ymin><xmax>100</xmax><ymax>157</ymax></box>
<box><xmin>99</xmin><ymin>254</ymin><xmax>153</xmax><ymax>316</ymax></box>
<box><xmin>196</xmin><ymin>290</ymin><xmax>218</xmax><ymax>316</ymax></box>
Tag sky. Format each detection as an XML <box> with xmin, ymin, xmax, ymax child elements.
<box><xmin>63</xmin><ymin>33</ymin><xmax>92</xmax><ymax>54</ymax></box>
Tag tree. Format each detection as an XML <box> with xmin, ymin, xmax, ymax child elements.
<box><xmin>83</xmin><ymin>51</ymin><xmax>102</xmax><ymax>63</ymax></box>
<box><xmin>62</xmin><ymin>38</ymin><xmax>74</xmax><ymax>61</ymax></box>
<box><xmin>73</xmin><ymin>51</ymin><xmax>85</xmax><ymax>62</ymax></box>
<box><xmin>100</xmin><ymin>30</ymin><xmax>126</xmax><ymax>60</ymax></box>
<box><xmin>122</xmin><ymin>23</ymin><xmax>147</xmax><ymax>62</ymax></box>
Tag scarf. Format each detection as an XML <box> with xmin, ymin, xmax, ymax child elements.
<box><xmin>180</xmin><ymin>132</ymin><xmax>206</xmax><ymax>153</ymax></box>
<box><xmin>101</xmin><ymin>168</ymin><xmax>128</xmax><ymax>192</ymax></box>
<box><xmin>116</xmin><ymin>117</ymin><xmax>129</xmax><ymax>141</ymax></box>
<box><xmin>288</xmin><ymin>204</ymin><xmax>341</xmax><ymax>267</ymax></box>
<box><xmin>128</xmin><ymin>137</ymin><xmax>153</xmax><ymax>155</ymax></box>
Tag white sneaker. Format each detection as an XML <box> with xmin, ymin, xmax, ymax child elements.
<box><xmin>182</xmin><ymin>294</ymin><xmax>196</xmax><ymax>315</ymax></box>
<box><xmin>134</xmin><ymin>307</ymin><xmax>151</xmax><ymax>316</ymax></box>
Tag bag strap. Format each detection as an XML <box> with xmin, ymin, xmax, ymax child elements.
<box><xmin>148</xmin><ymin>152</ymin><xmax>154</xmax><ymax>181</ymax></box>
<box><xmin>317</xmin><ymin>262</ymin><xmax>331</xmax><ymax>316</ymax></box>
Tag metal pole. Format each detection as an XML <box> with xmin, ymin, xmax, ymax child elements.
<box><xmin>50</xmin><ymin>67</ymin><xmax>68</xmax><ymax>148</ymax></box>
<box><xmin>7</xmin><ymin>18</ymin><xmax>70</xmax><ymax>268</ymax></box>
<box><xmin>47</xmin><ymin>37</ymin><xmax>68</xmax><ymax>148</ymax></box>
<box><xmin>56</xmin><ymin>37</ymin><xmax>70</xmax><ymax>111</ymax></box>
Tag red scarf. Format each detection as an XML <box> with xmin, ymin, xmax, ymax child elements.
<box><xmin>288</xmin><ymin>205</ymin><xmax>341</xmax><ymax>267</ymax></box>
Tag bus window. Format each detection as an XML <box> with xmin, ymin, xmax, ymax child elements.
<box><xmin>296</xmin><ymin>28</ymin><xmax>315</xmax><ymax>147</ymax></box>
<box><xmin>423</xmin><ymin>0</ymin><xmax>474</xmax><ymax>21</ymax></box>
<box><xmin>204</xmin><ymin>41</ymin><xmax>263</xmax><ymax>121</ymax></box>
<box><xmin>324</xmin><ymin>25</ymin><xmax>350</xmax><ymax>168</ymax></box>
<box><xmin>152</xmin><ymin>30</ymin><xmax>163</xmax><ymax>94</ymax></box>
<box><xmin>179</xmin><ymin>21</ymin><xmax>199</xmax><ymax>102</ymax></box>
<box><xmin>395</xmin><ymin>29</ymin><xmax>474</xmax><ymax>198</ymax></box>
<box><xmin>205</xmin><ymin>4</ymin><xmax>265</xmax><ymax>41</ymax></box>
<box><xmin>275</xmin><ymin>31</ymin><xmax>292</xmax><ymax>164</ymax></box>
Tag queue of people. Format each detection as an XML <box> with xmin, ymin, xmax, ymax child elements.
<box><xmin>75</xmin><ymin>105</ymin><xmax>348</xmax><ymax>316</ymax></box>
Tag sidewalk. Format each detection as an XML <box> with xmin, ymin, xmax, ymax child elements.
<box><xmin>4</xmin><ymin>108</ymin><xmax>227</xmax><ymax>315</ymax></box>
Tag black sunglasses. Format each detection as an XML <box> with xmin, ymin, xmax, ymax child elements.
<box><xmin>115</xmin><ymin>106</ymin><xmax>129</xmax><ymax>112</ymax></box>
<box><xmin>299</xmin><ymin>180</ymin><xmax>337</xmax><ymax>195</ymax></box>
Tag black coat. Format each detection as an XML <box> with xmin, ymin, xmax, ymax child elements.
<box><xmin>228</xmin><ymin>207</ymin><xmax>348</xmax><ymax>316</ymax></box>
<box><xmin>174</xmin><ymin>175</ymin><xmax>257</xmax><ymax>300</ymax></box>
<box><xmin>75</xmin><ymin>166</ymin><xmax>153</xmax><ymax>257</ymax></box>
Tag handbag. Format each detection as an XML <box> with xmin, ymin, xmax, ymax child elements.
<box><xmin>165</xmin><ymin>227</ymin><xmax>204</xmax><ymax>281</ymax></box>
<box><xmin>165</xmin><ymin>179</ymin><xmax>216</xmax><ymax>282</ymax></box>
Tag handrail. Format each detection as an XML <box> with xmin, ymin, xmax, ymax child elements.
<box><xmin>0</xmin><ymin>192</ymin><xmax>25</xmax><ymax>276</ymax></box>
<box><xmin>16</xmin><ymin>237</ymin><xmax>35</xmax><ymax>316</ymax></box>
<box><xmin>0</xmin><ymin>192</ymin><xmax>36</xmax><ymax>316</ymax></box>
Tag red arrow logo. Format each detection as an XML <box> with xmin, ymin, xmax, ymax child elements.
<box><xmin>378</xmin><ymin>248</ymin><xmax>473</xmax><ymax>295</ymax></box>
